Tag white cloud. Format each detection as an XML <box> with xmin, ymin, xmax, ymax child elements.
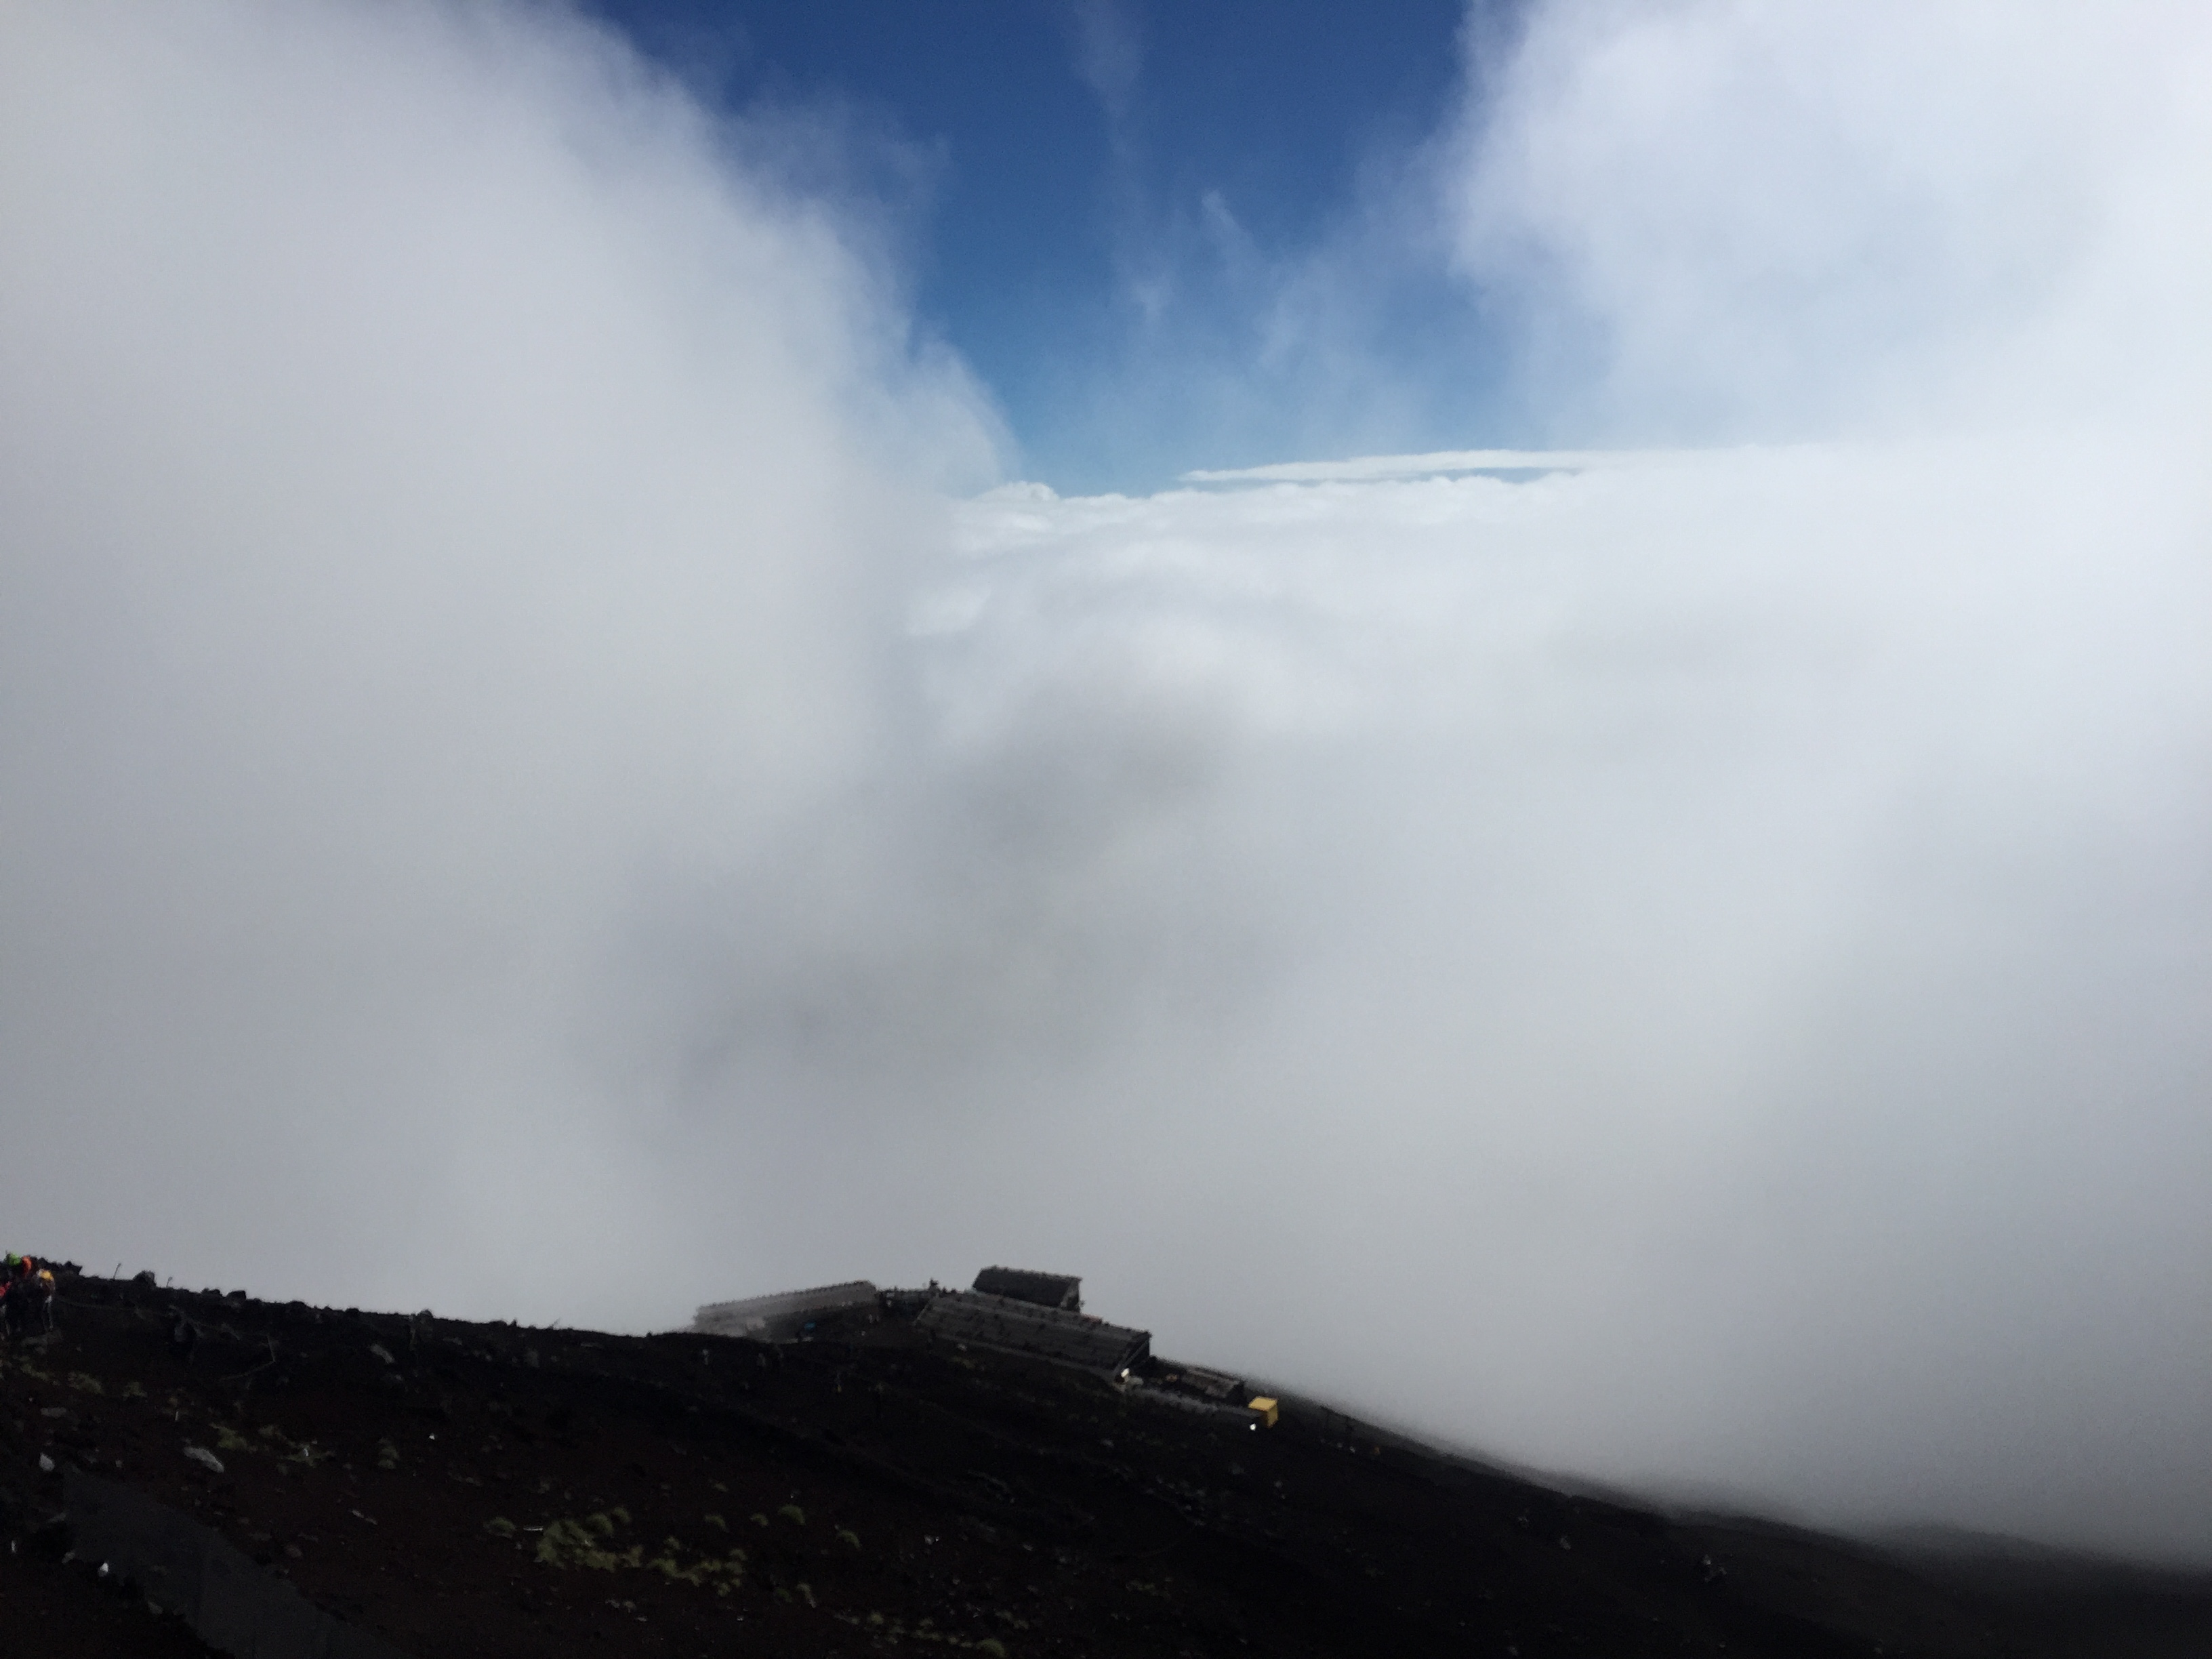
<box><xmin>1451</xmin><ymin>0</ymin><xmax>2212</xmax><ymax>441</ymax></box>
<box><xmin>914</xmin><ymin>438</ymin><xmax>2212</xmax><ymax>1559</ymax></box>
<box><xmin>1069</xmin><ymin>0</ymin><xmax>1143</xmax><ymax>125</ymax></box>
<box><xmin>0</xmin><ymin>0</ymin><xmax>996</xmax><ymax>1298</ymax></box>
<box><xmin>1182</xmin><ymin>447</ymin><xmax>1695</xmax><ymax>483</ymax></box>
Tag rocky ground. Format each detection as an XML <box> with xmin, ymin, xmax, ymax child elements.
<box><xmin>4</xmin><ymin>1267</ymin><xmax>2209</xmax><ymax>1658</ymax></box>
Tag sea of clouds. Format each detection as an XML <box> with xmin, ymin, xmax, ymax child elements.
<box><xmin>3</xmin><ymin>0</ymin><xmax>2208</xmax><ymax>1559</ymax></box>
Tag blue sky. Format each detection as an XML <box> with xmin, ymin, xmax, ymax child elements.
<box><xmin>590</xmin><ymin>0</ymin><xmax>1505</xmax><ymax>491</ymax></box>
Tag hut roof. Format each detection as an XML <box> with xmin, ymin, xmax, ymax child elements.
<box><xmin>971</xmin><ymin>1266</ymin><xmax>1082</xmax><ymax>1311</ymax></box>
<box><xmin>694</xmin><ymin>1280</ymin><xmax>878</xmax><ymax>1337</ymax></box>
<box><xmin>917</xmin><ymin>1290</ymin><xmax>1147</xmax><ymax>1378</ymax></box>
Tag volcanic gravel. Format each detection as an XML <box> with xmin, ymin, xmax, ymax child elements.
<box><xmin>4</xmin><ymin>1270</ymin><xmax>2209</xmax><ymax>1658</ymax></box>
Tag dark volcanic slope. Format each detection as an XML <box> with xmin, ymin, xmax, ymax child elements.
<box><xmin>4</xmin><ymin>1270</ymin><xmax>2209</xmax><ymax>1658</ymax></box>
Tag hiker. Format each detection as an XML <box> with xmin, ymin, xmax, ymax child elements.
<box><xmin>0</xmin><ymin>1255</ymin><xmax>39</xmax><ymax>1340</ymax></box>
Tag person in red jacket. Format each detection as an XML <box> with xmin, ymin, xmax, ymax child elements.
<box><xmin>0</xmin><ymin>1254</ymin><xmax>52</xmax><ymax>1340</ymax></box>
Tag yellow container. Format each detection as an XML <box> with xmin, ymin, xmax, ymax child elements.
<box><xmin>1246</xmin><ymin>1396</ymin><xmax>1279</xmax><ymax>1429</ymax></box>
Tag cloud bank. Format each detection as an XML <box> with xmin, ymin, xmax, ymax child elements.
<box><xmin>930</xmin><ymin>436</ymin><xmax>2211</xmax><ymax>1557</ymax></box>
<box><xmin>3</xmin><ymin>0</ymin><xmax>2210</xmax><ymax>1565</ymax></box>
<box><xmin>0</xmin><ymin>0</ymin><xmax>995</xmax><ymax>1292</ymax></box>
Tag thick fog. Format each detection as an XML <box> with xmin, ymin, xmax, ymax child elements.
<box><xmin>4</xmin><ymin>1</ymin><xmax>2210</xmax><ymax>1563</ymax></box>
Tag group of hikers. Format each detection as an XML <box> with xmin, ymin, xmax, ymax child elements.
<box><xmin>1</xmin><ymin>1253</ymin><xmax>56</xmax><ymax>1340</ymax></box>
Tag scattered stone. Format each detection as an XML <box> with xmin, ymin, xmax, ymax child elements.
<box><xmin>182</xmin><ymin>1446</ymin><xmax>224</xmax><ymax>1475</ymax></box>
